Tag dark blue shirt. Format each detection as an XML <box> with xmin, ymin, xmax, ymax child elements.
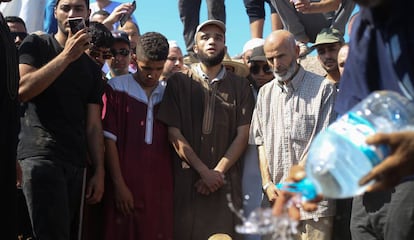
<box><xmin>336</xmin><ymin>1</ymin><xmax>414</xmax><ymax>115</ymax></box>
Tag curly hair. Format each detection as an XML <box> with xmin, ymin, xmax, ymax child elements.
<box><xmin>136</xmin><ymin>32</ymin><xmax>169</xmax><ymax>61</ymax></box>
<box><xmin>89</xmin><ymin>21</ymin><xmax>114</xmax><ymax>48</ymax></box>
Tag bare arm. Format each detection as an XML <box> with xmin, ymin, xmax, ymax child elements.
<box><xmin>18</xmin><ymin>29</ymin><xmax>91</xmax><ymax>102</ymax></box>
<box><xmin>85</xmin><ymin>103</ymin><xmax>105</xmax><ymax>204</ymax></box>
<box><xmin>293</xmin><ymin>0</ymin><xmax>341</xmax><ymax>14</ymax></box>
<box><xmin>104</xmin><ymin>138</ymin><xmax>135</xmax><ymax>215</ymax></box>
<box><xmin>258</xmin><ymin>144</ymin><xmax>279</xmax><ymax>204</ymax></box>
<box><xmin>168</xmin><ymin>127</ymin><xmax>224</xmax><ymax>192</ymax></box>
<box><xmin>214</xmin><ymin>124</ymin><xmax>250</xmax><ymax>173</ymax></box>
<box><xmin>102</xmin><ymin>2</ymin><xmax>135</xmax><ymax>30</ymax></box>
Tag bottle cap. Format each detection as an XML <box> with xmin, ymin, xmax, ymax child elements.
<box><xmin>276</xmin><ymin>177</ymin><xmax>318</xmax><ymax>201</ymax></box>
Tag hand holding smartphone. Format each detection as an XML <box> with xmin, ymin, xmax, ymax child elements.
<box><xmin>119</xmin><ymin>0</ymin><xmax>136</xmax><ymax>27</ymax></box>
<box><xmin>68</xmin><ymin>17</ymin><xmax>86</xmax><ymax>34</ymax></box>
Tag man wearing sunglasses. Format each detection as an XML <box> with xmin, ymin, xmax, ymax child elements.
<box><xmin>87</xmin><ymin>21</ymin><xmax>114</xmax><ymax>69</ymax></box>
<box><xmin>106</xmin><ymin>30</ymin><xmax>131</xmax><ymax>79</ymax></box>
<box><xmin>5</xmin><ymin>15</ymin><xmax>27</xmax><ymax>47</ymax></box>
<box><xmin>248</xmin><ymin>45</ymin><xmax>274</xmax><ymax>89</ymax></box>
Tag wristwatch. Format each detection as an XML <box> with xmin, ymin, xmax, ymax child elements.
<box><xmin>262</xmin><ymin>181</ymin><xmax>273</xmax><ymax>191</ymax></box>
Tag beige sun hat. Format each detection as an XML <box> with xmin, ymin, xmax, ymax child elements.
<box><xmin>222</xmin><ymin>52</ymin><xmax>249</xmax><ymax>78</ymax></box>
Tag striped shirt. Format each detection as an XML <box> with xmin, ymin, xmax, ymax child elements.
<box><xmin>250</xmin><ymin>65</ymin><xmax>337</xmax><ymax>219</ymax></box>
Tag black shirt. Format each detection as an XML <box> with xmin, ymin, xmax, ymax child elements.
<box><xmin>18</xmin><ymin>34</ymin><xmax>103</xmax><ymax>166</ymax></box>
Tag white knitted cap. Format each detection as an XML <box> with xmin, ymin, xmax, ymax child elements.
<box><xmin>242</xmin><ymin>38</ymin><xmax>265</xmax><ymax>54</ymax></box>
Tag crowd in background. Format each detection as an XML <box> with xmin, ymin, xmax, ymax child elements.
<box><xmin>1</xmin><ymin>0</ymin><xmax>414</xmax><ymax>240</ymax></box>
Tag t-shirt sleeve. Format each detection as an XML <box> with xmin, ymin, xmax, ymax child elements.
<box><xmin>18</xmin><ymin>34</ymin><xmax>48</xmax><ymax>68</ymax></box>
<box><xmin>157</xmin><ymin>75</ymin><xmax>182</xmax><ymax>129</ymax></box>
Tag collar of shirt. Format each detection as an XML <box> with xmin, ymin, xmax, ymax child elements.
<box><xmin>195</xmin><ymin>63</ymin><xmax>226</xmax><ymax>84</ymax></box>
<box><xmin>276</xmin><ymin>65</ymin><xmax>304</xmax><ymax>93</ymax></box>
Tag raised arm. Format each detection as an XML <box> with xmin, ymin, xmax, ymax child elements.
<box><xmin>18</xmin><ymin>29</ymin><xmax>91</xmax><ymax>102</ymax></box>
<box><xmin>293</xmin><ymin>0</ymin><xmax>341</xmax><ymax>14</ymax></box>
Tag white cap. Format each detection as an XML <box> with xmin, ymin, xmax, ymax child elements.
<box><xmin>194</xmin><ymin>20</ymin><xmax>226</xmax><ymax>43</ymax></box>
<box><xmin>168</xmin><ymin>40</ymin><xmax>180</xmax><ymax>49</ymax></box>
<box><xmin>242</xmin><ymin>38</ymin><xmax>265</xmax><ymax>54</ymax></box>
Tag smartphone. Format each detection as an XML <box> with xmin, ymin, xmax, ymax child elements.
<box><xmin>119</xmin><ymin>0</ymin><xmax>136</xmax><ymax>27</ymax></box>
<box><xmin>68</xmin><ymin>17</ymin><xmax>86</xmax><ymax>34</ymax></box>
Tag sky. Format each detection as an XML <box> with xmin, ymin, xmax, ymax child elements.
<box><xmin>92</xmin><ymin>0</ymin><xmax>358</xmax><ymax>57</ymax></box>
<box><xmin>92</xmin><ymin>0</ymin><xmax>278</xmax><ymax>57</ymax></box>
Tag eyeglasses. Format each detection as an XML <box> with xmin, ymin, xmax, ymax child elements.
<box><xmin>111</xmin><ymin>48</ymin><xmax>130</xmax><ymax>57</ymax></box>
<box><xmin>89</xmin><ymin>48</ymin><xmax>112</xmax><ymax>59</ymax></box>
<box><xmin>10</xmin><ymin>32</ymin><xmax>28</xmax><ymax>40</ymax></box>
<box><xmin>250</xmin><ymin>63</ymin><xmax>272</xmax><ymax>75</ymax></box>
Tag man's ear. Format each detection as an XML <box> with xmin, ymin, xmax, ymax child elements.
<box><xmin>193</xmin><ymin>44</ymin><xmax>198</xmax><ymax>54</ymax></box>
<box><xmin>87</xmin><ymin>9</ymin><xmax>91</xmax><ymax>20</ymax></box>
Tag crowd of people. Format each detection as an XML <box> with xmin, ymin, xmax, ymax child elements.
<box><xmin>1</xmin><ymin>0</ymin><xmax>414</xmax><ymax>240</ymax></box>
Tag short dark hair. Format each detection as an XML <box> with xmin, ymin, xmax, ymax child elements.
<box><xmin>56</xmin><ymin>0</ymin><xmax>89</xmax><ymax>8</ymax></box>
<box><xmin>5</xmin><ymin>16</ymin><xmax>27</xmax><ymax>31</ymax></box>
<box><xmin>89</xmin><ymin>21</ymin><xmax>114</xmax><ymax>48</ymax></box>
<box><xmin>136</xmin><ymin>32</ymin><xmax>169</xmax><ymax>61</ymax></box>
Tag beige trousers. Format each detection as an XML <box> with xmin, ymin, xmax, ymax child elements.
<box><xmin>295</xmin><ymin>216</ymin><xmax>334</xmax><ymax>240</ymax></box>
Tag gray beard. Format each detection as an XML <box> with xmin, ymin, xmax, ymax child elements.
<box><xmin>273</xmin><ymin>60</ymin><xmax>297</xmax><ymax>82</ymax></box>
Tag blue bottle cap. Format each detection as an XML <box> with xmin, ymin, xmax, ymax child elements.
<box><xmin>276</xmin><ymin>177</ymin><xmax>318</xmax><ymax>201</ymax></box>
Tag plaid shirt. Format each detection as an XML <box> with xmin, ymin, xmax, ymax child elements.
<box><xmin>250</xmin><ymin>65</ymin><xmax>337</xmax><ymax>219</ymax></box>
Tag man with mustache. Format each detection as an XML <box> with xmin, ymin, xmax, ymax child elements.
<box><xmin>17</xmin><ymin>0</ymin><xmax>105</xmax><ymax>239</ymax></box>
<box><xmin>158</xmin><ymin>20</ymin><xmax>255</xmax><ymax>240</ymax></box>
<box><xmin>249</xmin><ymin>29</ymin><xmax>337</xmax><ymax>240</ymax></box>
<box><xmin>313</xmin><ymin>28</ymin><xmax>344</xmax><ymax>84</ymax></box>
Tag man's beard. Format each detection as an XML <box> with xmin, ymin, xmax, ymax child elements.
<box><xmin>197</xmin><ymin>48</ymin><xmax>226</xmax><ymax>67</ymax></box>
<box><xmin>273</xmin><ymin>60</ymin><xmax>298</xmax><ymax>82</ymax></box>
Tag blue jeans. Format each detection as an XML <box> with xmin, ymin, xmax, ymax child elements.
<box><xmin>20</xmin><ymin>157</ymin><xmax>85</xmax><ymax>240</ymax></box>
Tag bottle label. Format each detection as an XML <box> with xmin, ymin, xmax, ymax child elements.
<box><xmin>328</xmin><ymin>112</ymin><xmax>389</xmax><ymax>166</ymax></box>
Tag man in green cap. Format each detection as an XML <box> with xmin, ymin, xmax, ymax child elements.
<box><xmin>313</xmin><ymin>28</ymin><xmax>345</xmax><ymax>84</ymax></box>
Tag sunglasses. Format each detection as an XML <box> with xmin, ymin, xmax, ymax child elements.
<box><xmin>111</xmin><ymin>48</ymin><xmax>130</xmax><ymax>57</ymax></box>
<box><xmin>89</xmin><ymin>48</ymin><xmax>112</xmax><ymax>60</ymax></box>
<box><xmin>250</xmin><ymin>64</ymin><xmax>272</xmax><ymax>75</ymax></box>
<box><xmin>10</xmin><ymin>32</ymin><xmax>28</xmax><ymax>40</ymax></box>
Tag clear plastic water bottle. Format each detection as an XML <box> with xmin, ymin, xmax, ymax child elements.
<box><xmin>278</xmin><ymin>91</ymin><xmax>414</xmax><ymax>199</ymax></box>
<box><xmin>301</xmin><ymin>90</ymin><xmax>414</xmax><ymax>199</ymax></box>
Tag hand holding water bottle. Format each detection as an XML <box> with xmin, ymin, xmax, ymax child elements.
<box><xmin>360</xmin><ymin>131</ymin><xmax>414</xmax><ymax>191</ymax></box>
<box><xmin>272</xmin><ymin>166</ymin><xmax>322</xmax><ymax>220</ymax></box>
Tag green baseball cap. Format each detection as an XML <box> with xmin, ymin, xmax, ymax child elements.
<box><xmin>312</xmin><ymin>28</ymin><xmax>344</xmax><ymax>48</ymax></box>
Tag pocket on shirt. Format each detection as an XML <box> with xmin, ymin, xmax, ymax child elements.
<box><xmin>291</xmin><ymin>114</ymin><xmax>315</xmax><ymax>142</ymax></box>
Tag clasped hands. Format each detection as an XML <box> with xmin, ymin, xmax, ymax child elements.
<box><xmin>195</xmin><ymin>169</ymin><xmax>225</xmax><ymax>195</ymax></box>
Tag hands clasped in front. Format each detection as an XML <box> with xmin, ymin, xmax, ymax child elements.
<box><xmin>195</xmin><ymin>169</ymin><xmax>225</xmax><ymax>195</ymax></box>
